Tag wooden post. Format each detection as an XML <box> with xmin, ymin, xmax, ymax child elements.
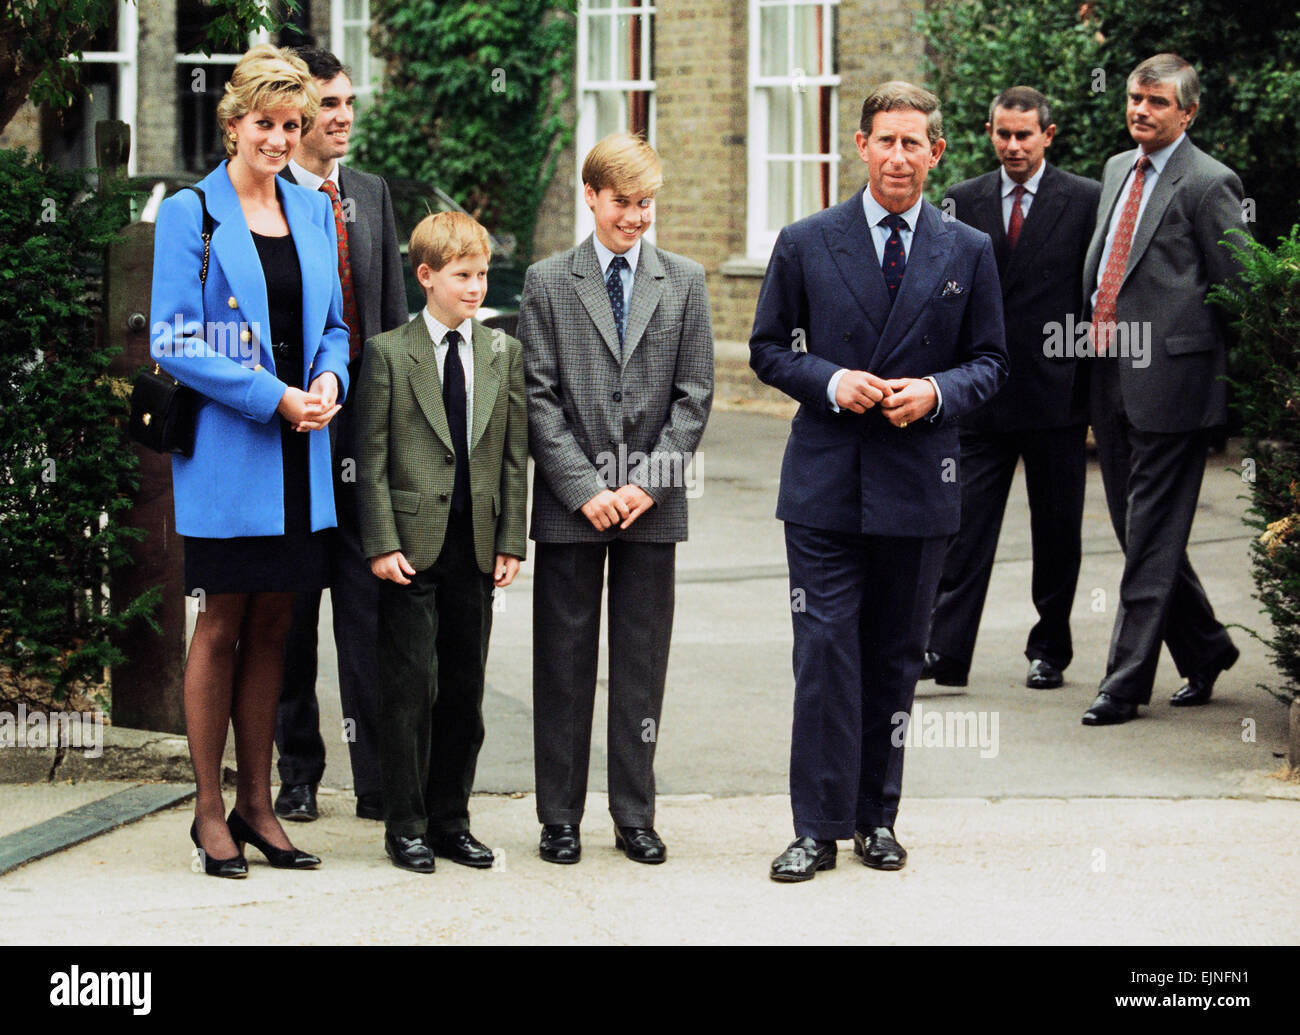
<box><xmin>101</xmin><ymin>121</ymin><xmax>188</xmax><ymax>734</ymax></box>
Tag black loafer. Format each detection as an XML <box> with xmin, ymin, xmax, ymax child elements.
<box><xmin>274</xmin><ymin>782</ymin><xmax>318</xmax><ymax>822</ymax></box>
<box><xmin>854</xmin><ymin>827</ymin><xmax>907</xmax><ymax>870</ymax></box>
<box><xmin>385</xmin><ymin>832</ymin><xmax>435</xmax><ymax>873</ymax></box>
<box><xmin>614</xmin><ymin>826</ymin><xmax>666</xmax><ymax>864</ymax></box>
<box><xmin>919</xmin><ymin>650</ymin><xmax>968</xmax><ymax>687</ymax></box>
<box><xmin>1170</xmin><ymin>644</ymin><xmax>1239</xmax><ymax>707</ymax></box>
<box><xmin>1081</xmin><ymin>692</ymin><xmax>1138</xmax><ymax>726</ymax></box>
<box><xmin>539</xmin><ymin>824</ymin><xmax>581</xmax><ymax>864</ymax></box>
<box><xmin>355</xmin><ymin>792</ymin><xmax>384</xmax><ymax>821</ymax></box>
<box><xmin>770</xmin><ymin>836</ymin><xmax>836</xmax><ymax>882</ymax></box>
<box><xmin>430</xmin><ymin>830</ymin><xmax>494</xmax><ymax>868</ymax></box>
<box><xmin>1026</xmin><ymin>658</ymin><xmax>1064</xmax><ymax>689</ymax></box>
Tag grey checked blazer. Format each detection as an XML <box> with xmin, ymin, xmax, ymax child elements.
<box><xmin>520</xmin><ymin>236</ymin><xmax>714</xmax><ymax>543</ymax></box>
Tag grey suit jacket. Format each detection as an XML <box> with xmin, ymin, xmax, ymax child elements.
<box><xmin>1082</xmin><ymin>135</ymin><xmax>1246</xmax><ymax>433</ymax></box>
<box><xmin>520</xmin><ymin>236</ymin><xmax>714</xmax><ymax>543</ymax></box>
<box><xmin>281</xmin><ymin>164</ymin><xmax>408</xmax><ymax>348</ymax></box>
<box><xmin>355</xmin><ymin>316</ymin><xmax>528</xmax><ymax>573</ymax></box>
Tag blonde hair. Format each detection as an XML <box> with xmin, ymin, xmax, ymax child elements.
<box><xmin>581</xmin><ymin>133</ymin><xmax>663</xmax><ymax>196</ymax></box>
<box><xmin>216</xmin><ymin>44</ymin><xmax>320</xmax><ymax>157</ymax></box>
<box><xmin>409</xmin><ymin>211</ymin><xmax>492</xmax><ymax>274</ymax></box>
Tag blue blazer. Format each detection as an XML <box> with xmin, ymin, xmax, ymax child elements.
<box><xmin>749</xmin><ymin>190</ymin><xmax>1008</xmax><ymax>538</ymax></box>
<box><xmin>150</xmin><ymin>162</ymin><xmax>350</xmax><ymax>538</ymax></box>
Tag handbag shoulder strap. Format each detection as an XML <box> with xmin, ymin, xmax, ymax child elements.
<box><xmin>182</xmin><ymin>186</ymin><xmax>214</xmax><ymax>285</ymax></box>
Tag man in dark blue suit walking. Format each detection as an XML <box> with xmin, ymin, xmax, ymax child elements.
<box><xmin>750</xmin><ymin>82</ymin><xmax>1008</xmax><ymax>881</ymax></box>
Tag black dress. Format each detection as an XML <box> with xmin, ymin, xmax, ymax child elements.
<box><xmin>183</xmin><ymin>231</ymin><xmax>330</xmax><ymax>595</ymax></box>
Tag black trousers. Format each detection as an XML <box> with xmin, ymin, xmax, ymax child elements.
<box><xmin>376</xmin><ymin>514</ymin><xmax>494</xmax><ymax>838</ymax></box>
<box><xmin>532</xmin><ymin>539</ymin><xmax>675</xmax><ymax>828</ymax></box>
<box><xmin>276</xmin><ymin>399</ymin><xmax>383</xmax><ymax>796</ymax></box>
<box><xmin>785</xmin><ymin>523</ymin><xmax>947</xmax><ymax>840</ymax></box>
<box><xmin>1091</xmin><ymin>361</ymin><xmax>1235</xmax><ymax>703</ymax></box>
<box><xmin>927</xmin><ymin>422</ymin><xmax>1087</xmax><ymax>674</ymax></box>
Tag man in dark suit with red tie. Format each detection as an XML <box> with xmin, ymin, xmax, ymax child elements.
<box><xmin>750</xmin><ymin>82</ymin><xmax>1008</xmax><ymax>881</ymax></box>
<box><xmin>921</xmin><ymin>87</ymin><xmax>1100</xmax><ymax>692</ymax></box>
<box><xmin>274</xmin><ymin>48</ymin><xmax>409</xmax><ymax>822</ymax></box>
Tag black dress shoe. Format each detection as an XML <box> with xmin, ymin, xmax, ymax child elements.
<box><xmin>228</xmin><ymin>809</ymin><xmax>321</xmax><ymax>869</ymax></box>
<box><xmin>430</xmin><ymin>830</ymin><xmax>495</xmax><ymax>868</ymax></box>
<box><xmin>853</xmin><ymin>827</ymin><xmax>907</xmax><ymax>870</ymax></box>
<box><xmin>355</xmin><ymin>792</ymin><xmax>384</xmax><ymax>821</ymax></box>
<box><xmin>1170</xmin><ymin>645</ymin><xmax>1239</xmax><ymax>707</ymax></box>
<box><xmin>273</xmin><ymin>782</ymin><xmax>318</xmax><ymax>822</ymax></box>
<box><xmin>1026</xmin><ymin>658</ymin><xmax>1064</xmax><ymax>689</ymax></box>
<box><xmin>919</xmin><ymin>650</ymin><xmax>968</xmax><ymax>687</ymax></box>
<box><xmin>539</xmin><ymin>824</ymin><xmax>581</xmax><ymax>864</ymax></box>
<box><xmin>614</xmin><ymin>826</ymin><xmax>666</xmax><ymax>864</ymax></box>
<box><xmin>1081</xmin><ymin>692</ymin><xmax>1138</xmax><ymax>726</ymax></box>
<box><xmin>385</xmin><ymin>832</ymin><xmax>435</xmax><ymax>873</ymax></box>
<box><xmin>770</xmin><ymin>837</ymin><xmax>837</xmax><ymax>882</ymax></box>
<box><xmin>189</xmin><ymin>821</ymin><xmax>248</xmax><ymax>879</ymax></box>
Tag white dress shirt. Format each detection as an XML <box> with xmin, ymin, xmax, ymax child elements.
<box><xmin>592</xmin><ymin>235</ymin><xmax>640</xmax><ymax>313</ymax></box>
<box><xmin>1090</xmin><ymin>133</ymin><xmax>1186</xmax><ymax>309</ymax></box>
<box><xmin>421</xmin><ymin>308</ymin><xmax>474</xmax><ymax>441</ymax></box>
<box><xmin>1000</xmin><ymin>160</ymin><xmax>1046</xmax><ymax>231</ymax></box>
<box><xmin>286</xmin><ymin>158</ymin><xmax>340</xmax><ymax>194</ymax></box>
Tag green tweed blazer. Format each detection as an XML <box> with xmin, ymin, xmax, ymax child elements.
<box><xmin>355</xmin><ymin>314</ymin><xmax>528</xmax><ymax>573</ymax></box>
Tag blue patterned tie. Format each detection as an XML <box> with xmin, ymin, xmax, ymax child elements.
<box><xmin>880</xmin><ymin>213</ymin><xmax>907</xmax><ymax>303</ymax></box>
<box><xmin>606</xmin><ymin>255</ymin><xmax>629</xmax><ymax>350</ymax></box>
<box><xmin>442</xmin><ymin>329</ymin><xmax>470</xmax><ymax>517</ymax></box>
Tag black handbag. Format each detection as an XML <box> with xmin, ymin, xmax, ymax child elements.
<box><xmin>128</xmin><ymin>186</ymin><xmax>212</xmax><ymax>456</ymax></box>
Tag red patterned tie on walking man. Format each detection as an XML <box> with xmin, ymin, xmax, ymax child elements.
<box><xmin>319</xmin><ymin>179</ymin><xmax>362</xmax><ymax>361</ymax></box>
<box><xmin>1091</xmin><ymin>155</ymin><xmax>1149</xmax><ymax>355</ymax></box>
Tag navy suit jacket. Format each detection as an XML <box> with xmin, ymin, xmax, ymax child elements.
<box><xmin>749</xmin><ymin>189</ymin><xmax>1008</xmax><ymax>538</ymax></box>
<box><xmin>150</xmin><ymin>161</ymin><xmax>351</xmax><ymax>538</ymax></box>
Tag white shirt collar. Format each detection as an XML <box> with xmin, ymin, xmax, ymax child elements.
<box><xmin>287</xmin><ymin>158</ymin><xmax>340</xmax><ymax>192</ymax></box>
<box><xmin>1137</xmin><ymin>132</ymin><xmax>1185</xmax><ymax>175</ymax></box>
<box><xmin>421</xmin><ymin>308</ymin><xmax>473</xmax><ymax>350</ymax></box>
<box><xmin>1000</xmin><ymin>160</ymin><xmax>1046</xmax><ymax>197</ymax></box>
<box><xmin>592</xmin><ymin>235</ymin><xmax>641</xmax><ymax>277</ymax></box>
<box><xmin>862</xmin><ymin>189</ymin><xmax>924</xmax><ymax>234</ymax></box>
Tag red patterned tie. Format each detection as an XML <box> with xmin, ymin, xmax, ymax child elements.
<box><xmin>1092</xmin><ymin>155</ymin><xmax>1150</xmax><ymax>355</ymax></box>
<box><xmin>319</xmin><ymin>179</ymin><xmax>361</xmax><ymax>361</ymax></box>
<box><xmin>1006</xmin><ymin>184</ymin><xmax>1026</xmax><ymax>249</ymax></box>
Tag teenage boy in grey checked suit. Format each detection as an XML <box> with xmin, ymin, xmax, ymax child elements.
<box><xmin>519</xmin><ymin>133</ymin><xmax>714</xmax><ymax>865</ymax></box>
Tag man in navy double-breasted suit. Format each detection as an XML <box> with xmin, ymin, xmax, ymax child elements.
<box><xmin>751</xmin><ymin>82</ymin><xmax>1008</xmax><ymax>881</ymax></box>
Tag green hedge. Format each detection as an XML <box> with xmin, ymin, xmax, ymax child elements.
<box><xmin>0</xmin><ymin>150</ymin><xmax>156</xmax><ymax>703</ymax></box>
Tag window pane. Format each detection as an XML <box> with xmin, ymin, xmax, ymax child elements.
<box><xmin>595</xmin><ymin>90</ymin><xmax>623</xmax><ymax>138</ymax></box>
<box><xmin>587</xmin><ymin>11</ymin><xmax>612</xmax><ymax>80</ymax></box>
<box><xmin>799</xmin><ymin>84</ymin><xmax>833</xmax><ymax>154</ymax></box>
<box><xmin>759</xmin><ymin>5</ymin><xmax>787</xmax><ymax>77</ymax></box>
<box><xmin>766</xmin><ymin>160</ymin><xmax>792</xmax><ymax>230</ymax></box>
<box><xmin>792</xmin><ymin>3</ymin><xmax>824</xmax><ymax>77</ymax></box>
<box><xmin>614</xmin><ymin>14</ymin><xmax>643</xmax><ymax>81</ymax></box>
<box><xmin>765</xmin><ymin>85</ymin><xmax>795</xmax><ymax>154</ymax></box>
<box><xmin>345</xmin><ymin>0</ymin><xmax>365</xmax><ymax>21</ymax></box>
<box><xmin>798</xmin><ymin>160</ymin><xmax>826</xmax><ymax>217</ymax></box>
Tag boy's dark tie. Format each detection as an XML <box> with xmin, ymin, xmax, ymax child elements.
<box><xmin>880</xmin><ymin>213</ymin><xmax>907</xmax><ymax>302</ymax></box>
<box><xmin>606</xmin><ymin>255</ymin><xmax>629</xmax><ymax>350</ymax></box>
<box><xmin>442</xmin><ymin>329</ymin><xmax>470</xmax><ymax>516</ymax></box>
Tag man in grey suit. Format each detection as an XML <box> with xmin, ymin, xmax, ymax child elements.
<box><xmin>275</xmin><ymin>48</ymin><xmax>409</xmax><ymax>817</ymax></box>
<box><xmin>520</xmin><ymin>133</ymin><xmax>713</xmax><ymax>865</ymax></box>
<box><xmin>1080</xmin><ymin>53</ymin><xmax>1245</xmax><ymax>726</ymax></box>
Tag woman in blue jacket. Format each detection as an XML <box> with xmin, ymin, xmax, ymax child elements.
<box><xmin>150</xmin><ymin>44</ymin><xmax>350</xmax><ymax>877</ymax></box>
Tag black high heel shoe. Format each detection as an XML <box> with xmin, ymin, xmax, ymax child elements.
<box><xmin>227</xmin><ymin>809</ymin><xmax>321</xmax><ymax>869</ymax></box>
<box><xmin>190</xmin><ymin>820</ymin><xmax>248</xmax><ymax>879</ymax></box>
